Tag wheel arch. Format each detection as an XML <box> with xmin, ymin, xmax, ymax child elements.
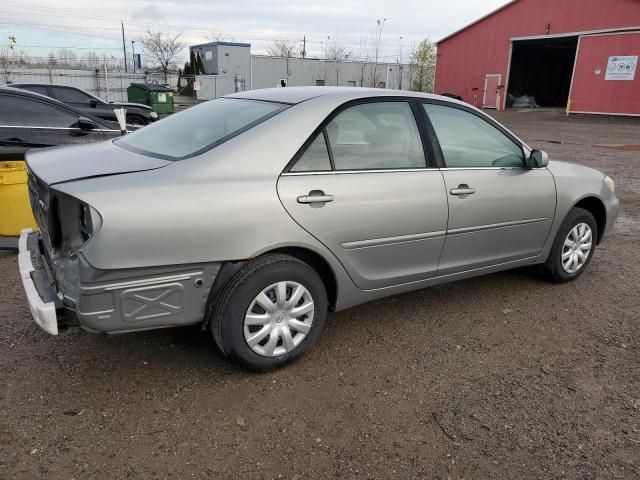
<box><xmin>266</xmin><ymin>246</ymin><xmax>338</xmax><ymax>311</ymax></box>
<box><xmin>573</xmin><ymin>196</ymin><xmax>606</xmax><ymax>244</ymax></box>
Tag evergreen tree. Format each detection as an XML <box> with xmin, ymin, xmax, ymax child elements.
<box><xmin>195</xmin><ymin>52</ymin><xmax>205</xmax><ymax>74</ymax></box>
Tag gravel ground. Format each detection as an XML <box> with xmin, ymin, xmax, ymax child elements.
<box><xmin>1</xmin><ymin>109</ymin><xmax>639</xmax><ymax>479</ymax></box>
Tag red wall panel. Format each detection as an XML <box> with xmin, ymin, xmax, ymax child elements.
<box><xmin>435</xmin><ymin>0</ymin><xmax>640</xmax><ymax>111</ymax></box>
<box><xmin>570</xmin><ymin>33</ymin><xmax>640</xmax><ymax>115</ymax></box>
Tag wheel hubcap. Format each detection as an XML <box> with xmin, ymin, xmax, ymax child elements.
<box><xmin>561</xmin><ymin>222</ymin><xmax>593</xmax><ymax>274</ymax></box>
<box><xmin>243</xmin><ymin>281</ymin><xmax>314</xmax><ymax>357</ymax></box>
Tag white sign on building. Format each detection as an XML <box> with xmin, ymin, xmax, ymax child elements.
<box><xmin>605</xmin><ymin>55</ymin><xmax>637</xmax><ymax>81</ymax></box>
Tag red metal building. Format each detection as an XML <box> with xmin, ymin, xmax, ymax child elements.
<box><xmin>434</xmin><ymin>0</ymin><xmax>640</xmax><ymax>115</ymax></box>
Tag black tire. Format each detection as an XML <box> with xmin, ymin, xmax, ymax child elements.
<box><xmin>126</xmin><ymin>114</ymin><xmax>147</xmax><ymax>126</ymax></box>
<box><xmin>209</xmin><ymin>254</ymin><xmax>328</xmax><ymax>372</ymax></box>
<box><xmin>543</xmin><ymin>207</ymin><xmax>597</xmax><ymax>283</ymax></box>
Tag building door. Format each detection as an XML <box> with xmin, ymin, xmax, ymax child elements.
<box><xmin>483</xmin><ymin>74</ymin><xmax>501</xmax><ymax>109</ymax></box>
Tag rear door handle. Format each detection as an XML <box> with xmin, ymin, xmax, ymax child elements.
<box><xmin>297</xmin><ymin>190</ymin><xmax>334</xmax><ymax>206</ymax></box>
<box><xmin>450</xmin><ymin>185</ymin><xmax>476</xmax><ymax>196</ymax></box>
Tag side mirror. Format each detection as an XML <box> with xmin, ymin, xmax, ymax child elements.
<box><xmin>527</xmin><ymin>149</ymin><xmax>549</xmax><ymax>168</ymax></box>
<box><xmin>89</xmin><ymin>99</ymin><xmax>98</xmax><ymax>108</ymax></box>
<box><xmin>77</xmin><ymin>116</ymin><xmax>98</xmax><ymax>131</ymax></box>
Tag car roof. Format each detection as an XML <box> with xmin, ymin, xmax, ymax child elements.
<box><xmin>0</xmin><ymin>86</ymin><xmax>111</xmax><ymax>126</ymax></box>
<box><xmin>227</xmin><ymin>86</ymin><xmax>463</xmax><ymax>106</ymax></box>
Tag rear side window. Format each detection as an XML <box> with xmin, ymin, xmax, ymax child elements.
<box><xmin>291</xmin><ymin>133</ymin><xmax>331</xmax><ymax>172</ymax></box>
<box><xmin>290</xmin><ymin>101</ymin><xmax>426</xmax><ymax>172</ymax></box>
<box><xmin>424</xmin><ymin>104</ymin><xmax>524</xmax><ymax>168</ymax></box>
<box><xmin>51</xmin><ymin>87</ymin><xmax>93</xmax><ymax>104</ymax></box>
<box><xmin>116</xmin><ymin>98</ymin><xmax>287</xmax><ymax>160</ymax></box>
<box><xmin>20</xmin><ymin>85</ymin><xmax>49</xmax><ymax>96</ymax></box>
<box><xmin>0</xmin><ymin>94</ymin><xmax>78</xmax><ymax>127</ymax></box>
<box><xmin>327</xmin><ymin>102</ymin><xmax>425</xmax><ymax>170</ymax></box>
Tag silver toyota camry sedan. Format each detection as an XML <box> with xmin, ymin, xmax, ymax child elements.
<box><xmin>19</xmin><ymin>87</ymin><xmax>619</xmax><ymax>371</ymax></box>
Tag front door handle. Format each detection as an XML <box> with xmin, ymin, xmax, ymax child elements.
<box><xmin>450</xmin><ymin>184</ymin><xmax>476</xmax><ymax>196</ymax></box>
<box><xmin>297</xmin><ymin>190</ymin><xmax>334</xmax><ymax>207</ymax></box>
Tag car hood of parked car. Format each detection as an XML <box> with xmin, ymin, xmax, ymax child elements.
<box><xmin>25</xmin><ymin>140</ymin><xmax>171</xmax><ymax>185</ymax></box>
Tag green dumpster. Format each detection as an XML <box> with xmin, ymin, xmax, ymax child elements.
<box><xmin>127</xmin><ymin>83</ymin><xmax>175</xmax><ymax>114</ymax></box>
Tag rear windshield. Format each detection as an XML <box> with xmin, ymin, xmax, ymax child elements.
<box><xmin>115</xmin><ymin>98</ymin><xmax>287</xmax><ymax>160</ymax></box>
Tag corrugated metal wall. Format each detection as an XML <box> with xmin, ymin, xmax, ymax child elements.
<box><xmin>570</xmin><ymin>32</ymin><xmax>640</xmax><ymax>115</ymax></box>
<box><xmin>250</xmin><ymin>56</ymin><xmax>413</xmax><ymax>90</ymax></box>
<box><xmin>435</xmin><ymin>0</ymin><xmax>640</xmax><ymax>113</ymax></box>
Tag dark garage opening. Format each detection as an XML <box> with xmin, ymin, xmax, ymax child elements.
<box><xmin>506</xmin><ymin>36</ymin><xmax>578</xmax><ymax>108</ymax></box>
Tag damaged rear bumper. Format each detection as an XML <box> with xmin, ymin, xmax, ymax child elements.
<box><xmin>17</xmin><ymin>229</ymin><xmax>222</xmax><ymax>335</ymax></box>
<box><xmin>18</xmin><ymin>229</ymin><xmax>62</xmax><ymax>335</ymax></box>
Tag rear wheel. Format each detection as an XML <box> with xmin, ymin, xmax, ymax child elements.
<box><xmin>209</xmin><ymin>254</ymin><xmax>328</xmax><ymax>371</ymax></box>
<box><xmin>543</xmin><ymin>207</ymin><xmax>597</xmax><ymax>283</ymax></box>
<box><xmin>126</xmin><ymin>114</ymin><xmax>147</xmax><ymax>126</ymax></box>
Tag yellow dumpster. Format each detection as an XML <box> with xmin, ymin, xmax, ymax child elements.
<box><xmin>0</xmin><ymin>161</ymin><xmax>37</xmax><ymax>236</ymax></box>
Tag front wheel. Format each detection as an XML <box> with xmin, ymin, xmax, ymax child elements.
<box><xmin>209</xmin><ymin>254</ymin><xmax>328</xmax><ymax>371</ymax></box>
<box><xmin>543</xmin><ymin>207</ymin><xmax>597</xmax><ymax>283</ymax></box>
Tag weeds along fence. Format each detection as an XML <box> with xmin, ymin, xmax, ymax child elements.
<box><xmin>1</xmin><ymin>67</ymin><xmax>243</xmax><ymax>102</ymax></box>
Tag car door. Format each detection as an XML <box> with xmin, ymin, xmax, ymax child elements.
<box><xmin>0</xmin><ymin>92</ymin><xmax>106</xmax><ymax>155</ymax></box>
<box><xmin>421</xmin><ymin>101</ymin><xmax>556</xmax><ymax>275</ymax></box>
<box><xmin>278</xmin><ymin>99</ymin><xmax>449</xmax><ymax>290</ymax></box>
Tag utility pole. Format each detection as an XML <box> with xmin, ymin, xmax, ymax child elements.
<box><xmin>121</xmin><ymin>20</ymin><xmax>128</xmax><ymax>72</ymax></box>
<box><xmin>302</xmin><ymin>36</ymin><xmax>306</xmax><ymax>58</ymax></box>
<box><xmin>131</xmin><ymin>40</ymin><xmax>136</xmax><ymax>73</ymax></box>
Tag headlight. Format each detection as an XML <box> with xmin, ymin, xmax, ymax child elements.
<box><xmin>150</xmin><ymin>111</ymin><xmax>158</xmax><ymax>119</ymax></box>
<box><xmin>604</xmin><ymin>175</ymin><xmax>615</xmax><ymax>193</ymax></box>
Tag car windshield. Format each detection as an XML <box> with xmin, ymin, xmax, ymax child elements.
<box><xmin>115</xmin><ymin>98</ymin><xmax>287</xmax><ymax>160</ymax></box>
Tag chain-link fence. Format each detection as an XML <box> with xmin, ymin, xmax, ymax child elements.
<box><xmin>2</xmin><ymin>67</ymin><xmax>245</xmax><ymax>104</ymax></box>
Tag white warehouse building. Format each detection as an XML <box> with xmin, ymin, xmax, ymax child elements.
<box><xmin>189</xmin><ymin>41</ymin><xmax>413</xmax><ymax>93</ymax></box>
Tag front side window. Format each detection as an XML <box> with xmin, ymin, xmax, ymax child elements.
<box><xmin>0</xmin><ymin>95</ymin><xmax>78</xmax><ymax>127</ymax></box>
<box><xmin>325</xmin><ymin>102</ymin><xmax>425</xmax><ymax>170</ymax></box>
<box><xmin>116</xmin><ymin>98</ymin><xmax>286</xmax><ymax>159</ymax></box>
<box><xmin>52</xmin><ymin>87</ymin><xmax>94</xmax><ymax>104</ymax></box>
<box><xmin>424</xmin><ymin>104</ymin><xmax>524</xmax><ymax>168</ymax></box>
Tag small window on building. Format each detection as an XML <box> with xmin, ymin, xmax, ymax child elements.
<box><xmin>205</xmin><ymin>51</ymin><xmax>213</xmax><ymax>61</ymax></box>
<box><xmin>224</xmin><ymin>52</ymin><xmax>230</xmax><ymax>57</ymax></box>
<box><xmin>376</xmin><ymin>81</ymin><xmax>386</xmax><ymax>89</ymax></box>
<box><xmin>315</xmin><ymin>80</ymin><xmax>325</xmax><ymax>86</ymax></box>
<box><xmin>279</xmin><ymin>79</ymin><xmax>288</xmax><ymax>87</ymax></box>
<box><xmin>347</xmin><ymin>81</ymin><xmax>356</xmax><ymax>87</ymax></box>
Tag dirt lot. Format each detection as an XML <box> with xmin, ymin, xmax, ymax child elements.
<box><xmin>1</xmin><ymin>109</ymin><xmax>639</xmax><ymax>479</ymax></box>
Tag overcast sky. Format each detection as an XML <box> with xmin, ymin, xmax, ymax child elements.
<box><xmin>3</xmin><ymin>0</ymin><xmax>510</xmax><ymax>63</ymax></box>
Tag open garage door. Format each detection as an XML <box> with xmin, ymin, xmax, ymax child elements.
<box><xmin>506</xmin><ymin>36</ymin><xmax>578</xmax><ymax>108</ymax></box>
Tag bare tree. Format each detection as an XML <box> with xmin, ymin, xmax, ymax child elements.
<box><xmin>266</xmin><ymin>39</ymin><xmax>299</xmax><ymax>58</ymax></box>
<box><xmin>207</xmin><ymin>31</ymin><xmax>235</xmax><ymax>43</ymax></box>
<box><xmin>0</xmin><ymin>35</ymin><xmax>18</xmax><ymax>83</ymax></box>
<box><xmin>356</xmin><ymin>19</ymin><xmax>387</xmax><ymax>87</ymax></box>
<box><xmin>84</xmin><ymin>51</ymin><xmax>101</xmax><ymax>69</ymax></box>
<box><xmin>143</xmin><ymin>29</ymin><xmax>185</xmax><ymax>81</ymax></box>
<box><xmin>323</xmin><ymin>35</ymin><xmax>352</xmax><ymax>86</ymax></box>
<box><xmin>47</xmin><ymin>51</ymin><xmax>58</xmax><ymax>67</ymax></box>
<box><xmin>408</xmin><ymin>39</ymin><xmax>436</xmax><ymax>93</ymax></box>
<box><xmin>57</xmin><ymin>48</ymin><xmax>77</xmax><ymax>67</ymax></box>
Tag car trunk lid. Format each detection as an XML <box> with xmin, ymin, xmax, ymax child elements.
<box><xmin>25</xmin><ymin>140</ymin><xmax>171</xmax><ymax>186</ymax></box>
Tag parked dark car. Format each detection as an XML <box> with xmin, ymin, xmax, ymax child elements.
<box><xmin>0</xmin><ymin>87</ymin><xmax>129</xmax><ymax>158</ymax></box>
<box><xmin>9</xmin><ymin>83</ymin><xmax>158</xmax><ymax>125</ymax></box>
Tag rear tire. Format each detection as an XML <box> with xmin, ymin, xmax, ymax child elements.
<box><xmin>543</xmin><ymin>207</ymin><xmax>597</xmax><ymax>283</ymax></box>
<box><xmin>209</xmin><ymin>254</ymin><xmax>328</xmax><ymax>372</ymax></box>
<box><xmin>126</xmin><ymin>114</ymin><xmax>147</xmax><ymax>125</ymax></box>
